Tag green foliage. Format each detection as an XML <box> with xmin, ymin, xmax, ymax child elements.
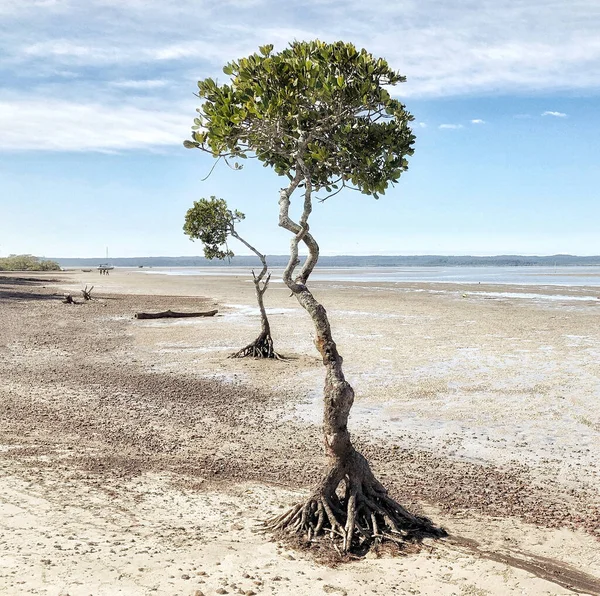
<box><xmin>185</xmin><ymin>40</ymin><xmax>415</xmax><ymax>197</ymax></box>
<box><xmin>0</xmin><ymin>254</ymin><xmax>61</xmax><ymax>271</ymax></box>
<box><xmin>183</xmin><ymin>196</ymin><xmax>245</xmax><ymax>260</ymax></box>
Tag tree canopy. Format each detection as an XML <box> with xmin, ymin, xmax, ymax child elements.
<box><xmin>185</xmin><ymin>40</ymin><xmax>415</xmax><ymax>198</ymax></box>
<box><xmin>183</xmin><ymin>196</ymin><xmax>245</xmax><ymax>260</ymax></box>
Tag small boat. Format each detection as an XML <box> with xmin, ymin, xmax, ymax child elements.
<box><xmin>98</xmin><ymin>247</ymin><xmax>114</xmax><ymax>272</ymax></box>
<box><xmin>81</xmin><ymin>268</ymin><xmax>93</xmax><ymax>272</ymax></box>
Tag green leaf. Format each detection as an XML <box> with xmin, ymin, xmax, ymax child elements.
<box><xmin>187</xmin><ymin>40</ymin><xmax>414</xmax><ymax>198</ymax></box>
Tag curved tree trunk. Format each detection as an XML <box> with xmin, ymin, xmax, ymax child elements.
<box><xmin>268</xmin><ymin>167</ymin><xmax>445</xmax><ymax>554</ymax></box>
<box><xmin>229</xmin><ymin>230</ymin><xmax>281</xmax><ymax>359</ymax></box>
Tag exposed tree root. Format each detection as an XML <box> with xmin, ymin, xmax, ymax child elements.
<box><xmin>266</xmin><ymin>451</ymin><xmax>446</xmax><ymax>556</ymax></box>
<box><xmin>230</xmin><ymin>331</ymin><xmax>284</xmax><ymax>359</ymax></box>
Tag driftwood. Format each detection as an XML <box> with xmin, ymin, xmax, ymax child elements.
<box><xmin>81</xmin><ymin>285</ymin><xmax>94</xmax><ymax>301</ymax></box>
<box><xmin>135</xmin><ymin>309</ymin><xmax>218</xmax><ymax>320</ymax></box>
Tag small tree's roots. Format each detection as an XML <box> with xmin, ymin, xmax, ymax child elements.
<box><xmin>230</xmin><ymin>332</ymin><xmax>283</xmax><ymax>359</ymax></box>
<box><xmin>266</xmin><ymin>451</ymin><xmax>446</xmax><ymax>555</ymax></box>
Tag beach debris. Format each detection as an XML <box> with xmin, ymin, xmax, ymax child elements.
<box><xmin>62</xmin><ymin>293</ymin><xmax>77</xmax><ymax>304</ymax></box>
<box><xmin>134</xmin><ymin>309</ymin><xmax>218</xmax><ymax>319</ymax></box>
<box><xmin>81</xmin><ymin>285</ymin><xmax>94</xmax><ymax>301</ymax></box>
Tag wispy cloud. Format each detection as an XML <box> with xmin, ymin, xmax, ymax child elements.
<box><xmin>542</xmin><ymin>110</ymin><xmax>568</xmax><ymax>118</ymax></box>
<box><xmin>0</xmin><ymin>99</ymin><xmax>190</xmax><ymax>151</ymax></box>
<box><xmin>471</xmin><ymin>119</ymin><xmax>485</xmax><ymax>124</ymax></box>
<box><xmin>439</xmin><ymin>124</ymin><xmax>464</xmax><ymax>130</ymax></box>
<box><xmin>418</xmin><ymin>122</ymin><xmax>427</xmax><ymax>128</ymax></box>
<box><xmin>3</xmin><ymin>0</ymin><xmax>600</xmax><ymax>95</ymax></box>
<box><xmin>110</xmin><ymin>79</ymin><xmax>169</xmax><ymax>89</ymax></box>
<box><xmin>0</xmin><ymin>0</ymin><xmax>597</xmax><ymax>150</ymax></box>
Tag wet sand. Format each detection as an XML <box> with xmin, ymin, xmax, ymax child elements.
<box><xmin>1</xmin><ymin>269</ymin><xmax>599</xmax><ymax>595</ymax></box>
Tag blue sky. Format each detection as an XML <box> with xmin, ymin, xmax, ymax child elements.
<box><xmin>1</xmin><ymin>0</ymin><xmax>599</xmax><ymax>258</ymax></box>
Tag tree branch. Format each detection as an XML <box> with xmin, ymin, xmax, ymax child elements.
<box><xmin>316</xmin><ymin>182</ymin><xmax>345</xmax><ymax>203</ymax></box>
<box><xmin>230</xmin><ymin>229</ymin><xmax>268</xmax><ymax>285</ymax></box>
<box><xmin>200</xmin><ymin>156</ymin><xmax>222</xmax><ymax>181</ymax></box>
<box><xmin>295</xmin><ymin>155</ymin><xmax>319</xmax><ymax>284</ymax></box>
<box><xmin>279</xmin><ymin>171</ymin><xmax>306</xmax><ymax>292</ymax></box>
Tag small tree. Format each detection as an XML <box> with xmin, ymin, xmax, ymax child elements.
<box><xmin>186</xmin><ymin>41</ymin><xmax>444</xmax><ymax>553</ymax></box>
<box><xmin>184</xmin><ymin>196</ymin><xmax>281</xmax><ymax>359</ymax></box>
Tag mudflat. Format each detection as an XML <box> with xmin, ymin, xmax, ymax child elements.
<box><xmin>1</xmin><ymin>269</ymin><xmax>599</xmax><ymax>595</ymax></box>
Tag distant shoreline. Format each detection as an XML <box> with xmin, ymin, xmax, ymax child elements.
<box><xmin>52</xmin><ymin>254</ymin><xmax>600</xmax><ymax>268</ymax></box>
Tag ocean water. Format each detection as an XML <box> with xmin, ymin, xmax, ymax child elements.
<box><xmin>142</xmin><ymin>265</ymin><xmax>600</xmax><ymax>287</ymax></box>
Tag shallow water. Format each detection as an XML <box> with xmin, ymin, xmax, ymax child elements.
<box><xmin>142</xmin><ymin>265</ymin><xmax>600</xmax><ymax>286</ymax></box>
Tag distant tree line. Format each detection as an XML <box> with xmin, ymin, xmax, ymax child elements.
<box><xmin>0</xmin><ymin>254</ymin><xmax>61</xmax><ymax>271</ymax></box>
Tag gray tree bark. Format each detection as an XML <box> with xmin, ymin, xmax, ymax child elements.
<box><xmin>229</xmin><ymin>229</ymin><xmax>281</xmax><ymax>359</ymax></box>
<box><xmin>268</xmin><ymin>162</ymin><xmax>444</xmax><ymax>554</ymax></box>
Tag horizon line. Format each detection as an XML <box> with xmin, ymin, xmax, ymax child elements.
<box><xmin>47</xmin><ymin>253</ymin><xmax>600</xmax><ymax>260</ymax></box>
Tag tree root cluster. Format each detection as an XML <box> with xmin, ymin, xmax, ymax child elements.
<box><xmin>230</xmin><ymin>332</ymin><xmax>283</xmax><ymax>359</ymax></box>
<box><xmin>267</xmin><ymin>454</ymin><xmax>446</xmax><ymax>556</ymax></box>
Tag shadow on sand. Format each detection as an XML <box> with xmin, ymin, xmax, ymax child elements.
<box><xmin>0</xmin><ymin>275</ymin><xmax>64</xmax><ymax>302</ymax></box>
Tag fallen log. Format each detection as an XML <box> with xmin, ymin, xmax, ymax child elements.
<box><xmin>135</xmin><ymin>309</ymin><xmax>218</xmax><ymax>320</ymax></box>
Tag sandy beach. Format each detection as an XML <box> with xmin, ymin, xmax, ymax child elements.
<box><xmin>1</xmin><ymin>268</ymin><xmax>599</xmax><ymax>595</ymax></box>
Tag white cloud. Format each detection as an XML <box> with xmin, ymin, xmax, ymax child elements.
<box><xmin>23</xmin><ymin>40</ymin><xmax>103</xmax><ymax>59</ymax></box>
<box><xmin>291</xmin><ymin>0</ymin><xmax>600</xmax><ymax>97</ymax></box>
<box><xmin>0</xmin><ymin>99</ymin><xmax>190</xmax><ymax>151</ymax></box>
<box><xmin>0</xmin><ymin>0</ymin><xmax>597</xmax><ymax>151</ymax></box>
<box><xmin>418</xmin><ymin>122</ymin><xmax>427</xmax><ymax>128</ymax></box>
<box><xmin>2</xmin><ymin>0</ymin><xmax>600</xmax><ymax>97</ymax></box>
<box><xmin>542</xmin><ymin>110</ymin><xmax>568</xmax><ymax>118</ymax></box>
<box><xmin>110</xmin><ymin>79</ymin><xmax>168</xmax><ymax>89</ymax></box>
<box><xmin>471</xmin><ymin>119</ymin><xmax>485</xmax><ymax>124</ymax></box>
<box><xmin>18</xmin><ymin>38</ymin><xmax>241</xmax><ymax>68</ymax></box>
<box><xmin>439</xmin><ymin>124</ymin><xmax>463</xmax><ymax>130</ymax></box>
<box><xmin>0</xmin><ymin>0</ymin><xmax>66</xmax><ymax>15</ymax></box>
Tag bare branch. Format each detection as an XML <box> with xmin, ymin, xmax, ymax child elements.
<box><xmin>316</xmin><ymin>183</ymin><xmax>345</xmax><ymax>203</ymax></box>
<box><xmin>230</xmin><ymin>229</ymin><xmax>268</xmax><ymax>284</ymax></box>
<box><xmin>200</xmin><ymin>156</ymin><xmax>222</xmax><ymax>181</ymax></box>
<box><xmin>261</xmin><ymin>272</ymin><xmax>271</xmax><ymax>296</ymax></box>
